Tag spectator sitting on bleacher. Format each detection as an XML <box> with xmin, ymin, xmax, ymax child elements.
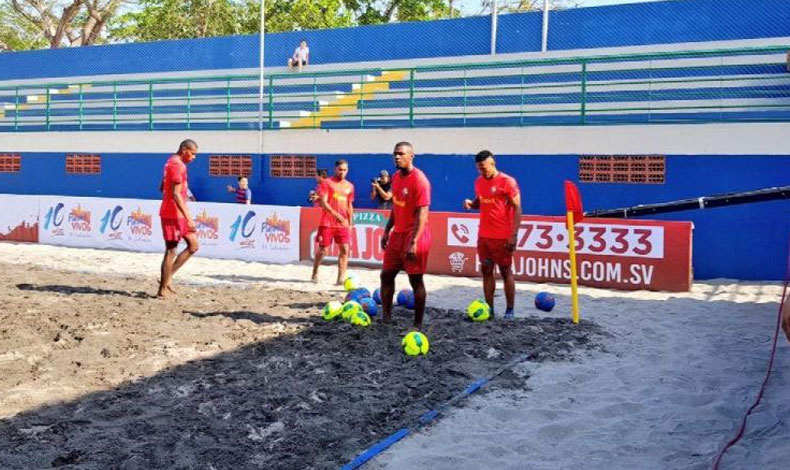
<box><xmin>288</xmin><ymin>40</ymin><xmax>310</xmax><ymax>72</ymax></box>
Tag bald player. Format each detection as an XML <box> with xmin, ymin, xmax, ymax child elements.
<box><xmin>463</xmin><ymin>150</ymin><xmax>522</xmax><ymax>319</ymax></box>
<box><xmin>380</xmin><ymin>142</ymin><xmax>432</xmax><ymax>331</ymax></box>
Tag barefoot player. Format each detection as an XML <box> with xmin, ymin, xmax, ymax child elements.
<box><xmin>463</xmin><ymin>150</ymin><xmax>522</xmax><ymax>319</ymax></box>
<box><xmin>311</xmin><ymin>159</ymin><xmax>354</xmax><ymax>285</ymax></box>
<box><xmin>157</xmin><ymin>139</ymin><xmax>199</xmax><ymax>298</ymax></box>
<box><xmin>380</xmin><ymin>142</ymin><xmax>432</xmax><ymax>331</ymax></box>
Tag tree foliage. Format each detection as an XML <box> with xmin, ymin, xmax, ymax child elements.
<box><xmin>5</xmin><ymin>0</ymin><xmax>121</xmax><ymax>49</ymax></box>
<box><xmin>0</xmin><ymin>2</ymin><xmax>47</xmax><ymax>50</ymax></box>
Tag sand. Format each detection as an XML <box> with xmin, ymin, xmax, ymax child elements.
<box><xmin>0</xmin><ymin>242</ymin><xmax>787</xmax><ymax>470</ymax></box>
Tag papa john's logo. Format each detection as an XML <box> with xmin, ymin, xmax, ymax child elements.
<box><xmin>195</xmin><ymin>209</ymin><xmax>219</xmax><ymax>241</ymax></box>
<box><xmin>261</xmin><ymin>212</ymin><xmax>291</xmax><ymax>244</ymax></box>
<box><xmin>127</xmin><ymin>207</ymin><xmax>153</xmax><ymax>238</ymax></box>
<box><xmin>449</xmin><ymin>252</ymin><xmax>468</xmax><ymax>273</ymax></box>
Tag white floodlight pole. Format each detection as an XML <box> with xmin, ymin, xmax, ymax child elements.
<box><xmin>541</xmin><ymin>0</ymin><xmax>550</xmax><ymax>52</ymax></box>
<box><xmin>258</xmin><ymin>0</ymin><xmax>266</xmax><ymax>153</ymax></box>
<box><xmin>490</xmin><ymin>0</ymin><xmax>498</xmax><ymax>55</ymax></box>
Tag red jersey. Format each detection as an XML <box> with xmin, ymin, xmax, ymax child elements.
<box><xmin>159</xmin><ymin>155</ymin><xmax>189</xmax><ymax>219</ymax></box>
<box><xmin>318</xmin><ymin>176</ymin><xmax>354</xmax><ymax>228</ymax></box>
<box><xmin>475</xmin><ymin>171</ymin><xmax>520</xmax><ymax>239</ymax></box>
<box><xmin>391</xmin><ymin>167</ymin><xmax>431</xmax><ymax>234</ymax></box>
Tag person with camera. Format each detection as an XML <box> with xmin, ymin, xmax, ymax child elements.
<box><xmin>370</xmin><ymin>169</ymin><xmax>393</xmax><ymax>209</ymax></box>
<box><xmin>308</xmin><ymin>169</ymin><xmax>328</xmax><ymax>207</ymax></box>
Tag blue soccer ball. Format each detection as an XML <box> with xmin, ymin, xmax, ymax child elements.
<box><xmin>360</xmin><ymin>297</ymin><xmax>379</xmax><ymax>317</ymax></box>
<box><xmin>535</xmin><ymin>292</ymin><xmax>555</xmax><ymax>312</ymax></box>
<box><xmin>372</xmin><ymin>288</ymin><xmax>382</xmax><ymax>305</ymax></box>
<box><xmin>344</xmin><ymin>288</ymin><xmax>371</xmax><ymax>304</ymax></box>
<box><xmin>396</xmin><ymin>289</ymin><xmax>415</xmax><ymax>309</ymax></box>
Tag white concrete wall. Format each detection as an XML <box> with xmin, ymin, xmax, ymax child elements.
<box><xmin>2</xmin><ymin>122</ymin><xmax>789</xmax><ymax>155</ymax></box>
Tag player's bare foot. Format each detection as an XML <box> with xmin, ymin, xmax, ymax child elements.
<box><xmin>409</xmin><ymin>325</ymin><xmax>422</xmax><ymax>332</ymax></box>
<box><xmin>156</xmin><ymin>289</ymin><xmax>170</xmax><ymax>299</ymax></box>
<box><xmin>335</xmin><ymin>279</ymin><xmax>344</xmax><ymax>286</ymax></box>
<box><xmin>167</xmin><ymin>284</ymin><xmax>177</xmax><ymax>294</ymax></box>
<box><xmin>310</xmin><ymin>275</ymin><xmax>318</xmax><ymax>284</ymax></box>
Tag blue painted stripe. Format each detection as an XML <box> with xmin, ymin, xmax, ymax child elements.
<box><xmin>340</xmin><ymin>428</ymin><xmax>411</xmax><ymax>470</ymax></box>
<box><xmin>339</xmin><ymin>354</ymin><xmax>530</xmax><ymax>469</ymax></box>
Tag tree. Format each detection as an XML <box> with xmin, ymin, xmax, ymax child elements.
<box><xmin>0</xmin><ymin>2</ymin><xmax>47</xmax><ymax>50</ymax></box>
<box><xmin>111</xmin><ymin>0</ymin><xmax>254</xmax><ymax>41</ymax></box>
<box><xmin>111</xmin><ymin>0</ymin><xmax>457</xmax><ymax>42</ymax></box>
<box><xmin>7</xmin><ymin>0</ymin><xmax>121</xmax><ymax>48</ymax></box>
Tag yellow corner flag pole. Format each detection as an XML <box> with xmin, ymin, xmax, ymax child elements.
<box><xmin>566</xmin><ymin>210</ymin><xmax>580</xmax><ymax>324</ymax></box>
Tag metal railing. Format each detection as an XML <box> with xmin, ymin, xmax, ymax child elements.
<box><xmin>0</xmin><ymin>45</ymin><xmax>788</xmax><ymax>132</ymax></box>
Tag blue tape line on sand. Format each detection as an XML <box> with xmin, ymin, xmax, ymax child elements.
<box><xmin>340</xmin><ymin>428</ymin><xmax>410</xmax><ymax>470</ymax></box>
<box><xmin>339</xmin><ymin>353</ymin><xmax>530</xmax><ymax>470</ymax></box>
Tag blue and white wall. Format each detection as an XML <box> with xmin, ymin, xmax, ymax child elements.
<box><xmin>2</xmin><ymin>124</ymin><xmax>789</xmax><ymax>281</ymax></box>
<box><xmin>0</xmin><ymin>0</ymin><xmax>789</xmax><ymax>81</ymax></box>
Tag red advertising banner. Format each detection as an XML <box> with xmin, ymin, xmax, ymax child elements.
<box><xmin>299</xmin><ymin>208</ymin><xmax>693</xmax><ymax>292</ymax></box>
<box><xmin>429</xmin><ymin>212</ymin><xmax>693</xmax><ymax>292</ymax></box>
<box><xmin>299</xmin><ymin>207</ymin><xmax>390</xmax><ymax>266</ymax></box>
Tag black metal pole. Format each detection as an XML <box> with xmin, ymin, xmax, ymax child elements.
<box><xmin>585</xmin><ymin>186</ymin><xmax>790</xmax><ymax>219</ymax></box>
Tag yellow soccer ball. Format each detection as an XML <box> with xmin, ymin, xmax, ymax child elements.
<box><xmin>402</xmin><ymin>331</ymin><xmax>430</xmax><ymax>356</ymax></box>
<box><xmin>349</xmin><ymin>310</ymin><xmax>371</xmax><ymax>327</ymax></box>
<box><xmin>322</xmin><ymin>301</ymin><xmax>344</xmax><ymax>321</ymax></box>
<box><xmin>343</xmin><ymin>276</ymin><xmax>360</xmax><ymax>292</ymax></box>
<box><xmin>467</xmin><ymin>299</ymin><xmax>491</xmax><ymax>322</ymax></box>
<box><xmin>341</xmin><ymin>301</ymin><xmax>362</xmax><ymax>322</ymax></box>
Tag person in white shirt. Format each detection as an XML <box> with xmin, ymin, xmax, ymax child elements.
<box><xmin>288</xmin><ymin>40</ymin><xmax>310</xmax><ymax>72</ymax></box>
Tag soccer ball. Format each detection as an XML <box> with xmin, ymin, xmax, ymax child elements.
<box><xmin>402</xmin><ymin>331</ymin><xmax>430</xmax><ymax>356</ymax></box>
<box><xmin>359</xmin><ymin>297</ymin><xmax>379</xmax><ymax>317</ymax></box>
<box><xmin>344</xmin><ymin>276</ymin><xmax>360</xmax><ymax>292</ymax></box>
<box><xmin>345</xmin><ymin>287</ymin><xmax>371</xmax><ymax>303</ymax></box>
<box><xmin>535</xmin><ymin>292</ymin><xmax>555</xmax><ymax>312</ymax></box>
<box><xmin>467</xmin><ymin>299</ymin><xmax>491</xmax><ymax>322</ymax></box>
<box><xmin>349</xmin><ymin>310</ymin><xmax>371</xmax><ymax>327</ymax></box>
<box><xmin>341</xmin><ymin>300</ymin><xmax>363</xmax><ymax>322</ymax></box>
<box><xmin>396</xmin><ymin>288</ymin><xmax>415</xmax><ymax>309</ymax></box>
<box><xmin>372</xmin><ymin>288</ymin><xmax>382</xmax><ymax>305</ymax></box>
<box><xmin>322</xmin><ymin>301</ymin><xmax>344</xmax><ymax>321</ymax></box>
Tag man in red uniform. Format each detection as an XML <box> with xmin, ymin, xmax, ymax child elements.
<box><xmin>380</xmin><ymin>142</ymin><xmax>432</xmax><ymax>331</ymax></box>
<box><xmin>311</xmin><ymin>159</ymin><xmax>354</xmax><ymax>285</ymax></box>
<box><xmin>463</xmin><ymin>150</ymin><xmax>522</xmax><ymax>319</ymax></box>
<box><xmin>157</xmin><ymin>139</ymin><xmax>199</xmax><ymax>298</ymax></box>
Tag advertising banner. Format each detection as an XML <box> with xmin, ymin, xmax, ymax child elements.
<box><xmin>299</xmin><ymin>207</ymin><xmax>389</xmax><ymax>266</ymax></box>
<box><xmin>39</xmin><ymin>196</ymin><xmax>108</xmax><ymax>248</ymax></box>
<box><xmin>36</xmin><ymin>196</ymin><xmax>301</xmax><ymax>264</ymax></box>
<box><xmin>0</xmin><ymin>194</ymin><xmax>39</xmax><ymax>243</ymax></box>
<box><xmin>92</xmin><ymin>198</ymin><xmax>164</xmax><ymax>253</ymax></box>
<box><xmin>430</xmin><ymin>213</ymin><xmax>693</xmax><ymax>292</ymax></box>
<box><xmin>200</xmin><ymin>202</ymin><xmax>301</xmax><ymax>263</ymax></box>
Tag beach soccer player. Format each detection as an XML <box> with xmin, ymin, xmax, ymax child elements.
<box><xmin>463</xmin><ymin>150</ymin><xmax>522</xmax><ymax>319</ymax></box>
<box><xmin>311</xmin><ymin>159</ymin><xmax>354</xmax><ymax>285</ymax></box>
<box><xmin>380</xmin><ymin>142</ymin><xmax>432</xmax><ymax>331</ymax></box>
<box><xmin>157</xmin><ymin>139</ymin><xmax>199</xmax><ymax>298</ymax></box>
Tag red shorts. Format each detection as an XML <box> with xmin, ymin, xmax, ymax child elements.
<box><xmin>478</xmin><ymin>237</ymin><xmax>513</xmax><ymax>268</ymax></box>
<box><xmin>383</xmin><ymin>230</ymin><xmax>432</xmax><ymax>275</ymax></box>
<box><xmin>161</xmin><ymin>217</ymin><xmax>191</xmax><ymax>243</ymax></box>
<box><xmin>317</xmin><ymin>226</ymin><xmax>351</xmax><ymax>248</ymax></box>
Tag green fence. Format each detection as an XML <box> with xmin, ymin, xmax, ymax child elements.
<box><xmin>0</xmin><ymin>46</ymin><xmax>788</xmax><ymax>131</ymax></box>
